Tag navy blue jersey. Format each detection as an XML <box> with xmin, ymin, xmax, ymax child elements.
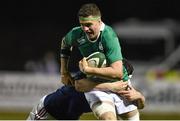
<box><xmin>44</xmin><ymin>85</ymin><xmax>91</xmax><ymax>119</ymax></box>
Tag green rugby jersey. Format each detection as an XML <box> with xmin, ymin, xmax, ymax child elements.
<box><xmin>63</xmin><ymin>23</ymin><xmax>129</xmax><ymax>81</ymax></box>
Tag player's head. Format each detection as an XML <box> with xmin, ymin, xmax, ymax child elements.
<box><xmin>78</xmin><ymin>3</ymin><xmax>102</xmax><ymax>41</ymax></box>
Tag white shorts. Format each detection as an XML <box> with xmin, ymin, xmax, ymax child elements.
<box><xmin>84</xmin><ymin>81</ymin><xmax>137</xmax><ymax>115</ymax></box>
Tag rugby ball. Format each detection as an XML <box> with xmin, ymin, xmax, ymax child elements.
<box><xmin>86</xmin><ymin>52</ymin><xmax>106</xmax><ymax>68</ymax></box>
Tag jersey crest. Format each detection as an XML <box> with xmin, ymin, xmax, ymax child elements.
<box><xmin>98</xmin><ymin>41</ymin><xmax>104</xmax><ymax>52</ymax></box>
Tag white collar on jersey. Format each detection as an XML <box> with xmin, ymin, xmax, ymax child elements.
<box><xmin>100</xmin><ymin>22</ymin><xmax>105</xmax><ymax>31</ymax></box>
<box><xmin>87</xmin><ymin>22</ymin><xmax>105</xmax><ymax>43</ymax></box>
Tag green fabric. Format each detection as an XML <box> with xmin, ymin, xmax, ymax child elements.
<box><xmin>63</xmin><ymin>24</ymin><xmax>129</xmax><ymax>81</ymax></box>
<box><xmin>79</xmin><ymin>16</ymin><xmax>100</xmax><ymax>21</ymax></box>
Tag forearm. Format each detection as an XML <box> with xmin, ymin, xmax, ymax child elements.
<box><xmin>85</xmin><ymin>64</ymin><xmax>123</xmax><ymax>80</ymax></box>
<box><xmin>93</xmin><ymin>82</ymin><xmax>112</xmax><ymax>91</ymax></box>
<box><xmin>60</xmin><ymin>57</ymin><xmax>69</xmax><ymax>74</ymax></box>
<box><xmin>94</xmin><ymin>80</ymin><xmax>128</xmax><ymax>92</ymax></box>
<box><xmin>60</xmin><ymin>37</ymin><xmax>74</xmax><ymax>85</ymax></box>
<box><xmin>75</xmin><ymin>80</ymin><xmax>120</xmax><ymax>92</ymax></box>
<box><xmin>80</xmin><ymin>58</ymin><xmax>124</xmax><ymax>80</ymax></box>
<box><xmin>75</xmin><ymin>77</ymin><xmax>127</xmax><ymax>92</ymax></box>
<box><xmin>60</xmin><ymin>37</ymin><xmax>72</xmax><ymax>74</ymax></box>
<box><xmin>86</xmin><ymin>67</ymin><xmax>119</xmax><ymax>79</ymax></box>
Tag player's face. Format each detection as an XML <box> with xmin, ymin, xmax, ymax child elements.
<box><xmin>79</xmin><ymin>16</ymin><xmax>101</xmax><ymax>40</ymax></box>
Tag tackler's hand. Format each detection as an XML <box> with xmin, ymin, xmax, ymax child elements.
<box><xmin>79</xmin><ymin>57</ymin><xmax>89</xmax><ymax>74</ymax></box>
<box><xmin>109</xmin><ymin>81</ymin><xmax>128</xmax><ymax>92</ymax></box>
<box><xmin>61</xmin><ymin>72</ymin><xmax>74</xmax><ymax>86</ymax></box>
<box><xmin>117</xmin><ymin>85</ymin><xmax>140</xmax><ymax>101</ymax></box>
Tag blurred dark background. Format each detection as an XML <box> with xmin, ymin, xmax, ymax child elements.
<box><xmin>0</xmin><ymin>0</ymin><xmax>180</xmax><ymax>71</ymax></box>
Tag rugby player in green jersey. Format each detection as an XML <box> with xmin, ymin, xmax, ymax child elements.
<box><xmin>61</xmin><ymin>3</ymin><xmax>144</xmax><ymax>120</ymax></box>
<box><xmin>27</xmin><ymin>3</ymin><xmax>145</xmax><ymax>120</ymax></box>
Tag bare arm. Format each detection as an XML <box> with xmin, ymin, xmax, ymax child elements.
<box><xmin>93</xmin><ymin>81</ymin><xmax>128</xmax><ymax>92</ymax></box>
<box><xmin>60</xmin><ymin>37</ymin><xmax>74</xmax><ymax>85</ymax></box>
<box><xmin>75</xmin><ymin>78</ymin><xmax>145</xmax><ymax>109</ymax></box>
<box><xmin>75</xmin><ymin>79</ymin><xmax>128</xmax><ymax>92</ymax></box>
<box><xmin>60</xmin><ymin>57</ymin><xmax>74</xmax><ymax>85</ymax></box>
<box><xmin>79</xmin><ymin>57</ymin><xmax>123</xmax><ymax>80</ymax></box>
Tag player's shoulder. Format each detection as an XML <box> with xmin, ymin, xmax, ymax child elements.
<box><xmin>101</xmin><ymin>24</ymin><xmax>118</xmax><ymax>41</ymax></box>
<box><xmin>103</xmin><ymin>24</ymin><xmax>116</xmax><ymax>34</ymax></box>
<box><xmin>67</xmin><ymin>26</ymin><xmax>84</xmax><ymax>39</ymax></box>
<box><xmin>70</xmin><ymin>26</ymin><xmax>83</xmax><ymax>35</ymax></box>
<box><xmin>71</xmin><ymin>26</ymin><xmax>81</xmax><ymax>31</ymax></box>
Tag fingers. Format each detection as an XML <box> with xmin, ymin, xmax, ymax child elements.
<box><xmin>79</xmin><ymin>60</ymin><xmax>85</xmax><ymax>73</ymax></box>
<box><xmin>123</xmin><ymin>82</ymin><xmax>128</xmax><ymax>87</ymax></box>
<box><xmin>115</xmin><ymin>81</ymin><xmax>128</xmax><ymax>86</ymax></box>
<box><xmin>79</xmin><ymin>57</ymin><xmax>86</xmax><ymax>63</ymax></box>
<box><xmin>83</xmin><ymin>57</ymin><xmax>87</xmax><ymax>61</ymax></box>
<box><xmin>120</xmin><ymin>81</ymin><xmax>128</xmax><ymax>90</ymax></box>
<box><xmin>79</xmin><ymin>57</ymin><xmax>89</xmax><ymax>73</ymax></box>
<box><xmin>82</xmin><ymin>57</ymin><xmax>88</xmax><ymax>67</ymax></box>
<box><xmin>117</xmin><ymin>90</ymin><xmax>129</xmax><ymax>95</ymax></box>
<box><xmin>125</xmin><ymin>85</ymin><xmax>131</xmax><ymax>90</ymax></box>
<box><xmin>117</xmin><ymin>90</ymin><xmax>132</xmax><ymax>100</ymax></box>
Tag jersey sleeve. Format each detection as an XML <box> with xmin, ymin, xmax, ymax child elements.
<box><xmin>63</xmin><ymin>29</ymin><xmax>74</xmax><ymax>47</ymax></box>
<box><xmin>102</xmin><ymin>28</ymin><xmax>123</xmax><ymax>65</ymax></box>
<box><xmin>61</xmin><ymin>30</ymin><xmax>73</xmax><ymax>58</ymax></box>
<box><xmin>61</xmin><ymin>28</ymin><xmax>79</xmax><ymax>58</ymax></box>
<box><xmin>102</xmin><ymin>26</ymin><xmax>130</xmax><ymax>81</ymax></box>
<box><xmin>61</xmin><ymin>27</ymin><xmax>80</xmax><ymax>50</ymax></box>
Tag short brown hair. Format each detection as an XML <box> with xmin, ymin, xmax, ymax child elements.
<box><xmin>78</xmin><ymin>3</ymin><xmax>101</xmax><ymax>17</ymax></box>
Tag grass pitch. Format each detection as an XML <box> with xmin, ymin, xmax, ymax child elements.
<box><xmin>0</xmin><ymin>111</ymin><xmax>180</xmax><ymax>120</ymax></box>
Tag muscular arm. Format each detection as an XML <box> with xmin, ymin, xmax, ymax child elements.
<box><xmin>75</xmin><ymin>79</ymin><xmax>145</xmax><ymax>109</ymax></box>
<box><xmin>80</xmin><ymin>58</ymin><xmax>123</xmax><ymax>80</ymax></box>
<box><xmin>93</xmin><ymin>81</ymin><xmax>128</xmax><ymax>92</ymax></box>
<box><xmin>75</xmin><ymin>79</ymin><xmax>128</xmax><ymax>92</ymax></box>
